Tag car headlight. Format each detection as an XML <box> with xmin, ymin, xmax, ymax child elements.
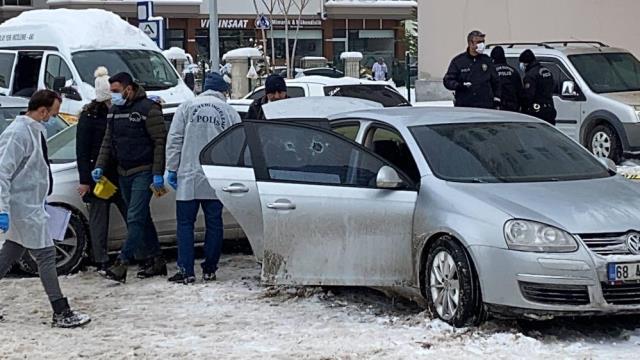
<box><xmin>504</xmin><ymin>220</ymin><xmax>578</xmax><ymax>253</ymax></box>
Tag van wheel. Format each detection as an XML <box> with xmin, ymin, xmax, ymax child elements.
<box><xmin>18</xmin><ymin>212</ymin><xmax>88</xmax><ymax>276</ymax></box>
<box><xmin>425</xmin><ymin>236</ymin><xmax>484</xmax><ymax>327</ymax></box>
<box><xmin>588</xmin><ymin>124</ymin><xmax>622</xmax><ymax>163</ymax></box>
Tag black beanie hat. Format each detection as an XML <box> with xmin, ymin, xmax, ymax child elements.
<box><xmin>490</xmin><ymin>46</ymin><xmax>506</xmax><ymax>63</ymax></box>
<box><xmin>265</xmin><ymin>74</ymin><xmax>287</xmax><ymax>94</ymax></box>
<box><xmin>109</xmin><ymin>72</ymin><xmax>135</xmax><ymax>87</ymax></box>
<box><xmin>519</xmin><ymin>49</ymin><xmax>536</xmax><ymax>64</ymax></box>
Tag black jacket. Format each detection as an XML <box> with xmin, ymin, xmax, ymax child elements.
<box><xmin>246</xmin><ymin>96</ymin><xmax>268</xmax><ymax>120</ymax></box>
<box><xmin>76</xmin><ymin>101</ymin><xmax>118</xmax><ymax>187</ymax></box>
<box><xmin>494</xmin><ymin>62</ymin><xmax>522</xmax><ymax>112</ymax></box>
<box><xmin>444</xmin><ymin>51</ymin><xmax>501</xmax><ymax>109</ymax></box>
<box><xmin>520</xmin><ymin>61</ymin><xmax>555</xmax><ymax>112</ymax></box>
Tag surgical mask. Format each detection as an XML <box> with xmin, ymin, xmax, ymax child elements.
<box><xmin>519</xmin><ymin>63</ymin><xmax>527</xmax><ymax>72</ymax></box>
<box><xmin>111</xmin><ymin>93</ymin><xmax>125</xmax><ymax>106</ymax></box>
<box><xmin>476</xmin><ymin>42</ymin><xmax>486</xmax><ymax>54</ymax></box>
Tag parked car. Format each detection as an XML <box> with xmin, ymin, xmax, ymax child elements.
<box><xmin>490</xmin><ymin>41</ymin><xmax>640</xmax><ymax>163</ymax></box>
<box><xmin>229</xmin><ymin>76</ymin><xmax>410</xmax><ymax>118</ymax></box>
<box><xmin>0</xmin><ymin>96</ymin><xmax>69</xmax><ymax>137</ymax></box>
<box><xmin>25</xmin><ymin>125</ymin><xmax>244</xmax><ymax>275</ymax></box>
<box><xmin>274</xmin><ymin>67</ymin><xmax>344</xmax><ymax>79</ymax></box>
<box><xmin>201</xmin><ymin>99</ymin><xmax>640</xmax><ymax>327</ymax></box>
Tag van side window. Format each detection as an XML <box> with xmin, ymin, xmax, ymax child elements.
<box><xmin>45</xmin><ymin>55</ymin><xmax>73</xmax><ymax>91</ymax></box>
<box><xmin>538</xmin><ymin>58</ymin><xmax>574</xmax><ymax>95</ymax></box>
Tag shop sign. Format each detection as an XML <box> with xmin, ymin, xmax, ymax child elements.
<box><xmin>271</xmin><ymin>19</ymin><xmax>322</xmax><ymax>28</ymax></box>
<box><xmin>200</xmin><ymin>19</ymin><xmax>250</xmax><ymax>29</ymax></box>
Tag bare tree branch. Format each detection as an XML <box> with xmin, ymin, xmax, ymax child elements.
<box><xmin>290</xmin><ymin>0</ymin><xmax>311</xmax><ymax>75</ymax></box>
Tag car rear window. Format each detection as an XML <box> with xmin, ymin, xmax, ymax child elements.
<box><xmin>323</xmin><ymin>85</ymin><xmax>410</xmax><ymax>107</ymax></box>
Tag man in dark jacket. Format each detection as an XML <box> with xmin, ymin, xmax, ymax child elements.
<box><xmin>246</xmin><ymin>74</ymin><xmax>288</xmax><ymax>120</ymax></box>
<box><xmin>490</xmin><ymin>46</ymin><xmax>522</xmax><ymax>112</ymax></box>
<box><xmin>76</xmin><ymin>67</ymin><xmax>127</xmax><ymax>273</ymax></box>
<box><xmin>519</xmin><ymin>49</ymin><xmax>557</xmax><ymax>125</ymax></box>
<box><xmin>443</xmin><ymin>30</ymin><xmax>501</xmax><ymax>109</ymax></box>
<box><xmin>94</xmin><ymin>72</ymin><xmax>168</xmax><ymax>283</ymax></box>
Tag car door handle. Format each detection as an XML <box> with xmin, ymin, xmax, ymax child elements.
<box><xmin>267</xmin><ymin>201</ymin><xmax>296</xmax><ymax>211</ymax></box>
<box><xmin>222</xmin><ymin>184</ymin><xmax>249</xmax><ymax>194</ymax></box>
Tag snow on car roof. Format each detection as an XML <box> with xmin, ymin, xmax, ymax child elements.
<box><xmin>288</xmin><ymin>75</ymin><xmax>387</xmax><ymax>87</ymax></box>
<box><xmin>0</xmin><ymin>9</ymin><xmax>158</xmax><ymax>53</ymax></box>
<box><xmin>262</xmin><ymin>97</ymin><xmax>382</xmax><ymax>120</ymax></box>
<box><xmin>330</xmin><ymin>107</ymin><xmax>544</xmax><ymax>127</ymax></box>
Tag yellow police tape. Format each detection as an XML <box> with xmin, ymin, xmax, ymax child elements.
<box><xmin>622</xmin><ymin>173</ymin><xmax>640</xmax><ymax>180</ymax></box>
<box><xmin>93</xmin><ymin>177</ymin><xmax>117</xmax><ymax>200</ymax></box>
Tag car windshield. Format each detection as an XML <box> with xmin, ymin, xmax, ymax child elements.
<box><xmin>72</xmin><ymin>50</ymin><xmax>179</xmax><ymax>90</ymax></box>
<box><xmin>48</xmin><ymin>125</ymin><xmax>77</xmax><ymax>164</ymax></box>
<box><xmin>0</xmin><ymin>52</ymin><xmax>15</xmax><ymax>91</ymax></box>
<box><xmin>411</xmin><ymin>122</ymin><xmax>610</xmax><ymax>183</ymax></box>
<box><xmin>0</xmin><ymin>107</ymin><xmax>67</xmax><ymax>138</ymax></box>
<box><xmin>569</xmin><ymin>52</ymin><xmax>640</xmax><ymax>93</ymax></box>
<box><xmin>324</xmin><ymin>85</ymin><xmax>410</xmax><ymax>107</ymax></box>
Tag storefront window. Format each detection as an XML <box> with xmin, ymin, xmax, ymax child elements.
<box><xmin>166</xmin><ymin>29</ymin><xmax>185</xmax><ymax>49</ymax></box>
<box><xmin>272</xmin><ymin>30</ymin><xmax>323</xmax><ymax>66</ymax></box>
<box><xmin>348</xmin><ymin>29</ymin><xmax>395</xmax><ymax>69</ymax></box>
<box><xmin>196</xmin><ymin>29</ymin><xmax>255</xmax><ymax>62</ymax></box>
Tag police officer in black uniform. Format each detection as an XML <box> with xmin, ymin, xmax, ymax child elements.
<box><xmin>519</xmin><ymin>49</ymin><xmax>557</xmax><ymax>125</ymax></box>
<box><xmin>490</xmin><ymin>46</ymin><xmax>522</xmax><ymax>112</ymax></box>
<box><xmin>443</xmin><ymin>30</ymin><xmax>501</xmax><ymax>109</ymax></box>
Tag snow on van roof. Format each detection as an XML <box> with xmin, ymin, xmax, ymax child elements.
<box><xmin>0</xmin><ymin>9</ymin><xmax>159</xmax><ymax>53</ymax></box>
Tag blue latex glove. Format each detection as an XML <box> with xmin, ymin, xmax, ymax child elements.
<box><xmin>91</xmin><ymin>168</ymin><xmax>103</xmax><ymax>182</ymax></box>
<box><xmin>152</xmin><ymin>175</ymin><xmax>164</xmax><ymax>189</ymax></box>
<box><xmin>167</xmin><ymin>171</ymin><xmax>178</xmax><ymax>190</ymax></box>
<box><xmin>0</xmin><ymin>212</ymin><xmax>9</xmax><ymax>233</ymax></box>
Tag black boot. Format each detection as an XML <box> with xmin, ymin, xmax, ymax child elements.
<box><xmin>136</xmin><ymin>257</ymin><xmax>167</xmax><ymax>279</ymax></box>
<box><xmin>103</xmin><ymin>259</ymin><xmax>128</xmax><ymax>283</ymax></box>
<box><xmin>51</xmin><ymin>298</ymin><xmax>91</xmax><ymax>328</ymax></box>
<box><xmin>168</xmin><ymin>272</ymin><xmax>196</xmax><ymax>285</ymax></box>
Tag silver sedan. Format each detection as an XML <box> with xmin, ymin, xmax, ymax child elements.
<box><xmin>201</xmin><ymin>100</ymin><xmax>640</xmax><ymax>327</ymax></box>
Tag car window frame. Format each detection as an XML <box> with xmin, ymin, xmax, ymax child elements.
<box><xmin>363</xmin><ymin>122</ymin><xmax>422</xmax><ymax>184</ymax></box>
<box><xmin>200</xmin><ymin>123</ymin><xmax>252</xmax><ymax>168</ymax></box>
<box><xmin>240</xmin><ymin>120</ymin><xmax>417</xmax><ymax>190</ymax></box>
<box><xmin>44</xmin><ymin>54</ymin><xmax>73</xmax><ymax>90</ymax></box>
<box><xmin>330</xmin><ymin>120</ymin><xmax>361</xmax><ymax>141</ymax></box>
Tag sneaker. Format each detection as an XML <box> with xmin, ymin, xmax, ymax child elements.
<box><xmin>203</xmin><ymin>273</ymin><xmax>217</xmax><ymax>282</ymax></box>
<box><xmin>103</xmin><ymin>260</ymin><xmax>128</xmax><ymax>283</ymax></box>
<box><xmin>168</xmin><ymin>272</ymin><xmax>196</xmax><ymax>285</ymax></box>
<box><xmin>52</xmin><ymin>310</ymin><xmax>91</xmax><ymax>329</ymax></box>
<box><xmin>95</xmin><ymin>262</ymin><xmax>109</xmax><ymax>276</ymax></box>
<box><xmin>136</xmin><ymin>257</ymin><xmax>167</xmax><ymax>279</ymax></box>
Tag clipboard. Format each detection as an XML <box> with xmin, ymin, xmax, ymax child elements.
<box><xmin>46</xmin><ymin>205</ymin><xmax>71</xmax><ymax>241</ymax></box>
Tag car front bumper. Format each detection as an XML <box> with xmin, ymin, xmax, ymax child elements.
<box><xmin>470</xmin><ymin>245</ymin><xmax>640</xmax><ymax>318</ymax></box>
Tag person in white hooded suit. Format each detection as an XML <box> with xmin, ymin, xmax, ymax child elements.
<box><xmin>0</xmin><ymin>90</ymin><xmax>90</xmax><ymax>328</ymax></box>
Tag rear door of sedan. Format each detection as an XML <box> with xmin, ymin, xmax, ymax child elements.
<box><xmin>201</xmin><ymin>120</ymin><xmax>418</xmax><ymax>286</ymax></box>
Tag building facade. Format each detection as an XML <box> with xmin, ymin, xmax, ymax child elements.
<box><xmin>1</xmin><ymin>0</ymin><xmax>415</xmax><ymax>67</ymax></box>
<box><xmin>416</xmin><ymin>0</ymin><xmax>640</xmax><ymax>101</ymax></box>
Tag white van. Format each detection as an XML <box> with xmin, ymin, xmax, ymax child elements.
<box><xmin>0</xmin><ymin>9</ymin><xmax>194</xmax><ymax>121</ymax></box>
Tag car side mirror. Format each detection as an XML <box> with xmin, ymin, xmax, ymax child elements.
<box><xmin>59</xmin><ymin>86</ymin><xmax>82</xmax><ymax>101</ymax></box>
<box><xmin>52</xmin><ymin>77</ymin><xmax>66</xmax><ymax>92</ymax></box>
<box><xmin>561</xmin><ymin>80</ymin><xmax>578</xmax><ymax>98</ymax></box>
<box><xmin>598</xmin><ymin>157</ymin><xmax>617</xmax><ymax>173</ymax></box>
<box><xmin>376</xmin><ymin>166</ymin><xmax>403</xmax><ymax>189</ymax></box>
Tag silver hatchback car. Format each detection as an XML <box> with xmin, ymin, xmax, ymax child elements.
<box><xmin>200</xmin><ymin>103</ymin><xmax>640</xmax><ymax>327</ymax></box>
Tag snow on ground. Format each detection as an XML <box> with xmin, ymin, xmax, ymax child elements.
<box><xmin>1</xmin><ymin>252</ymin><xmax>640</xmax><ymax>359</ymax></box>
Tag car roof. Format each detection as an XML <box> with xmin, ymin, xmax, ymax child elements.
<box><xmin>287</xmin><ymin>75</ymin><xmax>384</xmax><ymax>87</ymax></box>
<box><xmin>329</xmin><ymin>106</ymin><xmax>544</xmax><ymax>127</ymax></box>
<box><xmin>0</xmin><ymin>96</ymin><xmax>28</xmax><ymax>108</ymax></box>
<box><xmin>489</xmin><ymin>43</ymin><xmax>630</xmax><ymax>57</ymax></box>
<box><xmin>262</xmin><ymin>97</ymin><xmax>383</xmax><ymax>120</ymax></box>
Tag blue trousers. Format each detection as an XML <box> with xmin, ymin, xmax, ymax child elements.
<box><xmin>118</xmin><ymin>171</ymin><xmax>161</xmax><ymax>263</ymax></box>
<box><xmin>176</xmin><ymin>199</ymin><xmax>224</xmax><ymax>277</ymax></box>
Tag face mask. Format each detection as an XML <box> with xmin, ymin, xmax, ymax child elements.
<box><xmin>476</xmin><ymin>42</ymin><xmax>486</xmax><ymax>54</ymax></box>
<box><xmin>519</xmin><ymin>63</ymin><xmax>527</xmax><ymax>72</ymax></box>
<box><xmin>111</xmin><ymin>92</ymin><xmax>125</xmax><ymax>106</ymax></box>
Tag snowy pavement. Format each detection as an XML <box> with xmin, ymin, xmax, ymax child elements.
<box><xmin>1</xmin><ymin>253</ymin><xmax>640</xmax><ymax>359</ymax></box>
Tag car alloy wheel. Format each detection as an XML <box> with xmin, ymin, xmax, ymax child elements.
<box><xmin>587</xmin><ymin>123</ymin><xmax>621</xmax><ymax>163</ymax></box>
<box><xmin>430</xmin><ymin>251</ymin><xmax>460</xmax><ymax>320</ymax></box>
<box><xmin>591</xmin><ymin>131</ymin><xmax>611</xmax><ymax>158</ymax></box>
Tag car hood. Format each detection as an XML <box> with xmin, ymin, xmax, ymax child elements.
<box><xmin>448</xmin><ymin>176</ymin><xmax>640</xmax><ymax>234</ymax></box>
<box><xmin>601</xmin><ymin>91</ymin><xmax>640</xmax><ymax>106</ymax></box>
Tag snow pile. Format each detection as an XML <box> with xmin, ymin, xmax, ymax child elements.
<box><xmin>162</xmin><ymin>47</ymin><xmax>188</xmax><ymax>61</ymax></box>
<box><xmin>340</xmin><ymin>51</ymin><xmax>364</xmax><ymax>60</ymax></box>
<box><xmin>222</xmin><ymin>47</ymin><xmax>262</xmax><ymax>61</ymax></box>
<box><xmin>1</xmin><ymin>9</ymin><xmax>158</xmax><ymax>52</ymax></box>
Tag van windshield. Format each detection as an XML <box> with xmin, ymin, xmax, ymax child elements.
<box><xmin>0</xmin><ymin>52</ymin><xmax>15</xmax><ymax>90</ymax></box>
<box><xmin>72</xmin><ymin>50</ymin><xmax>179</xmax><ymax>91</ymax></box>
<box><xmin>569</xmin><ymin>52</ymin><xmax>640</xmax><ymax>93</ymax></box>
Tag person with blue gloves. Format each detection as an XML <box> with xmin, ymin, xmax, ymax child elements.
<box><xmin>0</xmin><ymin>90</ymin><xmax>90</xmax><ymax>328</ymax></box>
<box><xmin>95</xmin><ymin>72</ymin><xmax>168</xmax><ymax>283</ymax></box>
<box><xmin>165</xmin><ymin>73</ymin><xmax>240</xmax><ymax>284</ymax></box>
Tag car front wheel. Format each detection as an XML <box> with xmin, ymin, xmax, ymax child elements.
<box><xmin>425</xmin><ymin>236</ymin><xmax>484</xmax><ymax>327</ymax></box>
<box><xmin>19</xmin><ymin>211</ymin><xmax>88</xmax><ymax>276</ymax></box>
<box><xmin>588</xmin><ymin>123</ymin><xmax>622</xmax><ymax>163</ymax></box>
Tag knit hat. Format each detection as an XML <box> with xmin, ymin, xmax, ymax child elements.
<box><xmin>519</xmin><ymin>49</ymin><xmax>536</xmax><ymax>64</ymax></box>
<box><xmin>490</xmin><ymin>46</ymin><xmax>506</xmax><ymax>64</ymax></box>
<box><xmin>94</xmin><ymin>66</ymin><xmax>111</xmax><ymax>102</ymax></box>
<box><xmin>204</xmin><ymin>72</ymin><xmax>229</xmax><ymax>93</ymax></box>
<box><xmin>265</xmin><ymin>74</ymin><xmax>287</xmax><ymax>94</ymax></box>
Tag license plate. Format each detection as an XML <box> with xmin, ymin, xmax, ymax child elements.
<box><xmin>608</xmin><ymin>262</ymin><xmax>640</xmax><ymax>283</ymax></box>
